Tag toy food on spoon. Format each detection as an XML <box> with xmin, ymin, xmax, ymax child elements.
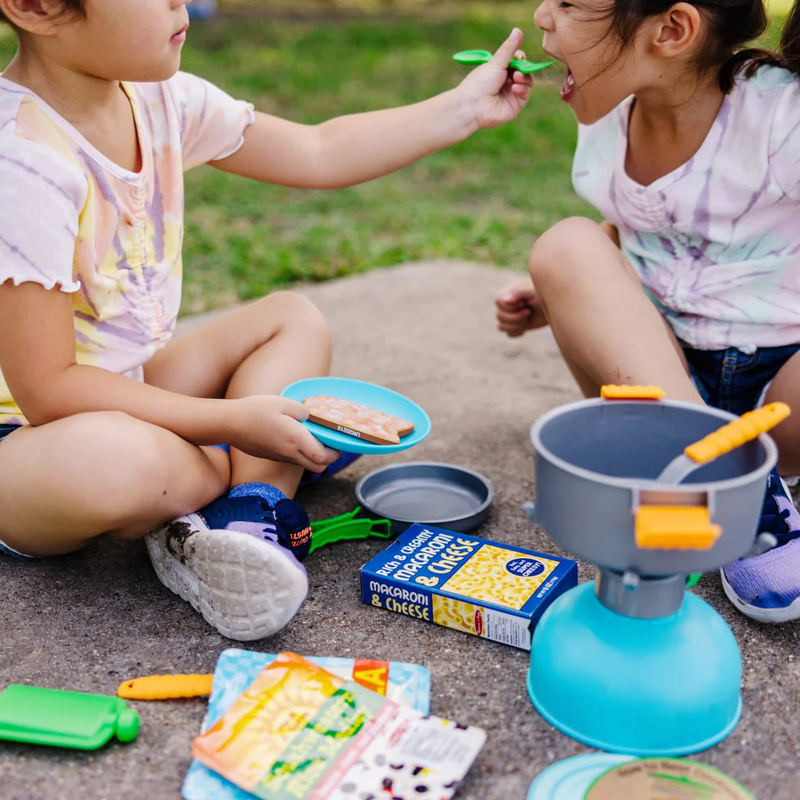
<box><xmin>453</xmin><ymin>49</ymin><xmax>554</xmax><ymax>74</ymax></box>
<box><xmin>303</xmin><ymin>395</ymin><xmax>415</xmax><ymax>446</ymax></box>
<box><xmin>656</xmin><ymin>402</ymin><xmax>790</xmax><ymax>484</ymax></box>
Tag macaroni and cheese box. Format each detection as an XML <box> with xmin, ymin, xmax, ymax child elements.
<box><xmin>360</xmin><ymin>524</ymin><xmax>578</xmax><ymax>650</ymax></box>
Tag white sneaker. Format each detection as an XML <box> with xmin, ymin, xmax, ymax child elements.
<box><xmin>146</xmin><ymin>514</ymin><xmax>308</xmax><ymax>641</ymax></box>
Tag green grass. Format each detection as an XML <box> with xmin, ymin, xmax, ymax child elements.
<box><xmin>0</xmin><ymin>4</ymin><xmax>793</xmax><ymax>312</ymax></box>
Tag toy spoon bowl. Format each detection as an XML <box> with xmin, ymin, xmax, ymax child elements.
<box><xmin>453</xmin><ymin>49</ymin><xmax>555</xmax><ymax>74</ymax></box>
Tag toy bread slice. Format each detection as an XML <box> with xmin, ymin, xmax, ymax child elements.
<box><xmin>303</xmin><ymin>395</ymin><xmax>415</xmax><ymax>445</ymax></box>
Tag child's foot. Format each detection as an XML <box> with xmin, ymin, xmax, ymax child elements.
<box><xmin>145</xmin><ymin>496</ymin><xmax>311</xmax><ymax>641</ymax></box>
<box><xmin>720</xmin><ymin>469</ymin><xmax>800</xmax><ymax>623</ymax></box>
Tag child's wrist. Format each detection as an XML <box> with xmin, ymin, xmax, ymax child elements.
<box><xmin>451</xmin><ymin>86</ymin><xmax>482</xmax><ymax>138</ymax></box>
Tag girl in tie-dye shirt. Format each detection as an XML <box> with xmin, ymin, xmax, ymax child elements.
<box><xmin>0</xmin><ymin>0</ymin><xmax>534</xmax><ymax>640</ymax></box>
<box><xmin>495</xmin><ymin>0</ymin><xmax>800</xmax><ymax>623</ymax></box>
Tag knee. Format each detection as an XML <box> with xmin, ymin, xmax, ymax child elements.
<box><xmin>263</xmin><ymin>292</ymin><xmax>331</xmax><ymax>348</ymax></box>
<box><xmin>528</xmin><ymin>217</ymin><xmax>608</xmax><ymax>288</ymax></box>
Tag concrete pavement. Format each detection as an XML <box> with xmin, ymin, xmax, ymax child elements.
<box><xmin>1</xmin><ymin>262</ymin><xmax>798</xmax><ymax>799</ymax></box>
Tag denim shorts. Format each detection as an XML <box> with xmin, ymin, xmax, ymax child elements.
<box><xmin>0</xmin><ymin>424</ymin><xmax>33</xmax><ymax>559</ymax></box>
<box><xmin>682</xmin><ymin>343</ymin><xmax>800</xmax><ymax>416</ymax></box>
<box><xmin>0</xmin><ymin>424</ymin><xmax>19</xmax><ymax>444</ymax></box>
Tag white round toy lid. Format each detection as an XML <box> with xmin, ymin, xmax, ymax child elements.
<box><xmin>584</xmin><ymin>758</ymin><xmax>755</xmax><ymax>799</ymax></box>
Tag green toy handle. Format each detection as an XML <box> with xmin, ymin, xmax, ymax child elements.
<box><xmin>453</xmin><ymin>49</ymin><xmax>554</xmax><ymax>74</ymax></box>
<box><xmin>686</xmin><ymin>573</ymin><xmax>702</xmax><ymax>589</ymax></box>
<box><xmin>310</xmin><ymin>506</ymin><xmax>393</xmax><ymax>554</ymax></box>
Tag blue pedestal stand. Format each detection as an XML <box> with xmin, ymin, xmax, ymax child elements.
<box><xmin>527</xmin><ymin>582</ymin><xmax>742</xmax><ymax>756</ymax></box>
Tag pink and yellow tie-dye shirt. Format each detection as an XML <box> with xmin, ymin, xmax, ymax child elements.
<box><xmin>0</xmin><ymin>71</ymin><xmax>254</xmax><ymax>424</ymax></box>
<box><xmin>573</xmin><ymin>65</ymin><xmax>800</xmax><ymax>352</ymax></box>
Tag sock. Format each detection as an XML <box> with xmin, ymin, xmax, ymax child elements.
<box><xmin>229</xmin><ymin>481</ymin><xmax>286</xmax><ymax>507</ymax></box>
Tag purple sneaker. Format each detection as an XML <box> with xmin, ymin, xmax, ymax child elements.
<box><xmin>721</xmin><ymin>468</ymin><xmax>800</xmax><ymax>623</ymax></box>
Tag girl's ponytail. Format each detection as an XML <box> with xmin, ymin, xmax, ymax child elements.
<box><xmin>781</xmin><ymin>0</ymin><xmax>800</xmax><ymax>75</ymax></box>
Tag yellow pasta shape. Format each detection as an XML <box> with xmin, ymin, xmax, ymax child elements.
<box><xmin>441</xmin><ymin>545</ymin><xmax>560</xmax><ymax>610</ymax></box>
<box><xmin>432</xmin><ymin>596</ymin><xmax>483</xmax><ymax>635</ymax></box>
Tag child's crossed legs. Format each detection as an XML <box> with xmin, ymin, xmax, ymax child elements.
<box><xmin>0</xmin><ymin>291</ymin><xmax>336</xmax><ymax>638</ymax></box>
<box><xmin>499</xmin><ymin>217</ymin><xmax>800</xmax><ymax>621</ymax></box>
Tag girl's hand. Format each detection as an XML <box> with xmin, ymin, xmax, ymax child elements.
<box><xmin>495</xmin><ymin>276</ymin><xmax>548</xmax><ymax>337</ymax></box>
<box><xmin>458</xmin><ymin>29</ymin><xmax>534</xmax><ymax>131</ymax></box>
<box><xmin>228</xmin><ymin>395</ymin><xmax>341</xmax><ymax>473</ymax></box>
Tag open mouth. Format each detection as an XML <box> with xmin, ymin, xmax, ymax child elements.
<box><xmin>561</xmin><ymin>70</ymin><xmax>576</xmax><ymax>102</ymax></box>
<box><xmin>543</xmin><ymin>47</ymin><xmax>576</xmax><ymax>103</ymax></box>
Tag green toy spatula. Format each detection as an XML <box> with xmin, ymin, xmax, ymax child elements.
<box><xmin>453</xmin><ymin>49</ymin><xmax>554</xmax><ymax>74</ymax></box>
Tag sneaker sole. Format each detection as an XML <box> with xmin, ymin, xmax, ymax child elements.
<box><xmin>146</xmin><ymin>522</ymin><xmax>308</xmax><ymax>641</ymax></box>
<box><xmin>719</xmin><ymin>568</ymin><xmax>800</xmax><ymax>624</ymax></box>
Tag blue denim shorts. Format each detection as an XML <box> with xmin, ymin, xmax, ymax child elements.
<box><xmin>0</xmin><ymin>424</ymin><xmax>33</xmax><ymax>559</ymax></box>
<box><xmin>0</xmin><ymin>424</ymin><xmax>19</xmax><ymax>444</ymax></box>
<box><xmin>682</xmin><ymin>343</ymin><xmax>800</xmax><ymax>416</ymax></box>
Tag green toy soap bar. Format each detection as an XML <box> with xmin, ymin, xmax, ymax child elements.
<box><xmin>0</xmin><ymin>684</ymin><xmax>140</xmax><ymax>749</ymax></box>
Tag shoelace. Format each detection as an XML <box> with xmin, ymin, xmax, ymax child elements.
<box><xmin>198</xmin><ymin>495</ymin><xmax>312</xmax><ymax>562</ymax></box>
<box><xmin>759</xmin><ymin>475</ymin><xmax>800</xmax><ymax>548</ymax></box>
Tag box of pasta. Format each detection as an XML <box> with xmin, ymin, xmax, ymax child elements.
<box><xmin>360</xmin><ymin>524</ymin><xmax>578</xmax><ymax>650</ymax></box>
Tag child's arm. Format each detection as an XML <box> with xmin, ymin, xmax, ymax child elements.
<box><xmin>212</xmin><ymin>29</ymin><xmax>531</xmax><ymax>189</ymax></box>
<box><xmin>0</xmin><ymin>282</ymin><xmax>335</xmax><ymax>472</ymax></box>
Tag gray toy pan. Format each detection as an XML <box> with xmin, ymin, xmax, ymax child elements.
<box><xmin>355</xmin><ymin>462</ymin><xmax>494</xmax><ymax>533</ymax></box>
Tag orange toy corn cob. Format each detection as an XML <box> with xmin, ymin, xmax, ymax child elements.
<box><xmin>117</xmin><ymin>674</ymin><xmax>213</xmax><ymax>700</ymax></box>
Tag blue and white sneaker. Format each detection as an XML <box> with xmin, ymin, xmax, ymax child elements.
<box><xmin>721</xmin><ymin>468</ymin><xmax>800</xmax><ymax>623</ymax></box>
<box><xmin>146</xmin><ymin>497</ymin><xmax>311</xmax><ymax>641</ymax></box>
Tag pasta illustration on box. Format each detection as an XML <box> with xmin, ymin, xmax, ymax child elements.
<box><xmin>360</xmin><ymin>524</ymin><xmax>578</xmax><ymax>650</ymax></box>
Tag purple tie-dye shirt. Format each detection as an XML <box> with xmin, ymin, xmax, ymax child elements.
<box><xmin>0</xmin><ymin>72</ymin><xmax>254</xmax><ymax>424</ymax></box>
<box><xmin>573</xmin><ymin>65</ymin><xmax>800</xmax><ymax>352</ymax></box>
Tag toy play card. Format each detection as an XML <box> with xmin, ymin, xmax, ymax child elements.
<box><xmin>191</xmin><ymin>652</ymin><xmax>485</xmax><ymax>800</ymax></box>
<box><xmin>183</xmin><ymin>649</ymin><xmax>432</xmax><ymax>800</ymax></box>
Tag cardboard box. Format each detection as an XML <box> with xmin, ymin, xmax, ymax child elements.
<box><xmin>360</xmin><ymin>524</ymin><xmax>578</xmax><ymax>650</ymax></box>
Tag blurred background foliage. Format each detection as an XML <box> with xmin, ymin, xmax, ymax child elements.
<box><xmin>0</xmin><ymin>1</ymin><xmax>792</xmax><ymax>313</ymax></box>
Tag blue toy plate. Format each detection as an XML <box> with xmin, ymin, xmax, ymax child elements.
<box><xmin>527</xmin><ymin>754</ymin><xmax>636</xmax><ymax>800</ymax></box>
<box><xmin>281</xmin><ymin>377</ymin><xmax>431</xmax><ymax>455</ymax></box>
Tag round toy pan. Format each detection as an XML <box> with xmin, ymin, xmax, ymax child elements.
<box><xmin>354</xmin><ymin>462</ymin><xmax>494</xmax><ymax>534</ymax></box>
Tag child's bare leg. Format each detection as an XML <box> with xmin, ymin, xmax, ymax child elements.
<box><xmin>763</xmin><ymin>352</ymin><xmax>800</xmax><ymax>475</ymax></box>
<box><xmin>144</xmin><ymin>291</ymin><xmax>333</xmax><ymax>497</ymax></box>
<box><xmin>0</xmin><ymin>412</ymin><xmax>229</xmax><ymax>557</ymax></box>
<box><xmin>529</xmin><ymin>217</ymin><xmax>703</xmax><ymax>404</ymax></box>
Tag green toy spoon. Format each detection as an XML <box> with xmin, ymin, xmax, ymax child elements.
<box><xmin>453</xmin><ymin>49</ymin><xmax>555</xmax><ymax>74</ymax></box>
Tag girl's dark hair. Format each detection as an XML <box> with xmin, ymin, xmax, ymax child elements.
<box><xmin>609</xmin><ymin>0</ymin><xmax>800</xmax><ymax>92</ymax></box>
<box><xmin>0</xmin><ymin>0</ymin><xmax>85</xmax><ymax>26</ymax></box>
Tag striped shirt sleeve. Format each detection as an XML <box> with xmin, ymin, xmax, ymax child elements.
<box><xmin>0</xmin><ymin>135</ymin><xmax>85</xmax><ymax>292</ymax></box>
<box><xmin>166</xmin><ymin>71</ymin><xmax>255</xmax><ymax>172</ymax></box>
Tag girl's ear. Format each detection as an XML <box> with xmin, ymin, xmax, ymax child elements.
<box><xmin>649</xmin><ymin>2</ymin><xmax>704</xmax><ymax>59</ymax></box>
<box><xmin>0</xmin><ymin>0</ymin><xmax>68</xmax><ymax>34</ymax></box>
